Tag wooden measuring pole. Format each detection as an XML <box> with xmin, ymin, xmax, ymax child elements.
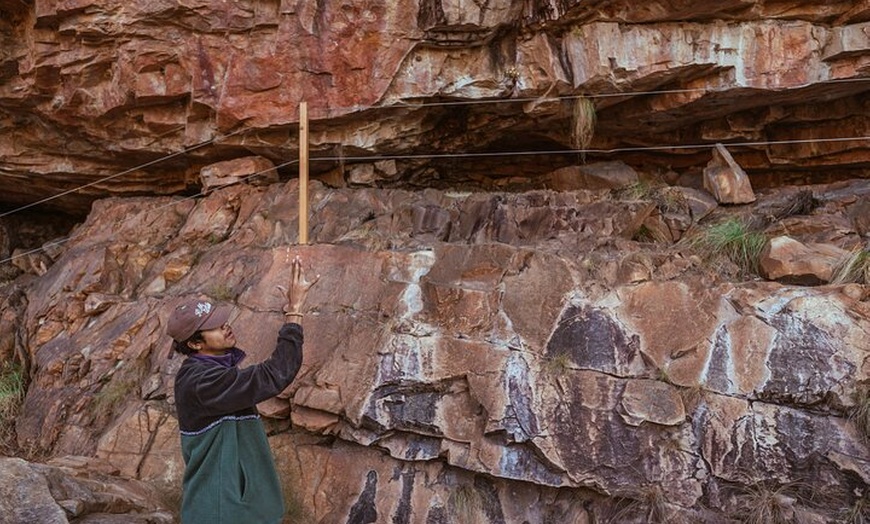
<box><xmin>298</xmin><ymin>101</ymin><xmax>309</xmax><ymax>244</ymax></box>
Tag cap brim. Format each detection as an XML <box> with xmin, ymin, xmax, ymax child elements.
<box><xmin>199</xmin><ymin>304</ymin><xmax>232</xmax><ymax>331</ymax></box>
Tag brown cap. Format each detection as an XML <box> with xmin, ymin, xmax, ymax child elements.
<box><xmin>166</xmin><ymin>298</ymin><xmax>232</xmax><ymax>342</ymax></box>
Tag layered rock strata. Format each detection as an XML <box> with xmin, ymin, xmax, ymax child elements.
<box><xmin>2</xmin><ymin>178</ymin><xmax>867</xmax><ymax>522</ymax></box>
<box><xmin>0</xmin><ymin>0</ymin><xmax>868</xmax><ymax>214</ymax></box>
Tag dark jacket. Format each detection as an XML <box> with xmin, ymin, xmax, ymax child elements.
<box><xmin>174</xmin><ymin>322</ymin><xmax>304</xmax><ymax>524</ymax></box>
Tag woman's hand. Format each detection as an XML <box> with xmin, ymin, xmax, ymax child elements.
<box><xmin>284</xmin><ymin>255</ymin><xmax>319</xmax><ymax>317</ymax></box>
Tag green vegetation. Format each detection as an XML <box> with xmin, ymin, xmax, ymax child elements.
<box><xmin>618</xmin><ymin>180</ymin><xmax>656</xmax><ymax>201</ymax></box>
<box><xmin>831</xmin><ymin>247</ymin><xmax>870</xmax><ymax>285</ymax></box>
<box><xmin>0</xmin><ymin>362</ymin><xmax>25</xmax><ymax>454</ymax></box>
<box><xmin>689</xmin><ymin>217</ymin><xmax>767</xmax><ymax>276</ymax></box>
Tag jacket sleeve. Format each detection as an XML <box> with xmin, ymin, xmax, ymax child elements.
<box><xmin>191</xmin><ymin>323</ymin><xmax>304</xmax><ymax>415</ymax></box>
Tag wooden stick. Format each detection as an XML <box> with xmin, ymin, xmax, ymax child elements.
<box><xmin>298</xmin><ymin>101</ymin><xmax>309</xmax><ymax>244</ymax></box>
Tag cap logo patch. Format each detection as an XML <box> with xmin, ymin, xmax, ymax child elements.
<box><xmin>194</xmin><ymin>302</ymin><xmax>212</xmax><ymax>317</ymax></box>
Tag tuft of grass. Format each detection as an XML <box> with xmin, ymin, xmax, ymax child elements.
<box><xmin>735</xmin><ymin>483</ymin><xmax>796</xmax><ymax>524</ymax></box>
<box><xmin>652</xmin><ymin>187</ymin><xmax>688</xmax><ymax>214</ymax></box>
<box><xmin>0</xmin><ymin>362</ymin><xmax>25</xmax><ymax>453</ymax></box>
<box><xmin>607</xmin><ymin>485</ymin><xmax>671</xmax><ymax>524</ymax></box>
<box><xmin>617</xmin><ymin>181</ymin><xmax>656</xmax><ymax>201</ymax></box>
<box><xmin>831</xmin><ymin>247</ymin><xmax>870</xmax><ymax>285</ymax></box>
<box><xmin>850</xmin><ymin>384</ymin><xmax>870</xmax><ymax>442</ymax></box>
<box><xmin>570</xmin><ymin>96</ymin><xmax>597</xmax><ymax>162</ymax></box>
<box><xmin>689</xmin><ymin>217</ymin><xmax>767</xmax><ymax>276</ymax></box>
<box><xmin>449</xmin><ymin>484</ymin><xmax>483</xmax><ymax>524</ymax></box>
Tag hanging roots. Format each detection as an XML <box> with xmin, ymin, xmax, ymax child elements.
<box><xmin>570</xmin><ymin>96</ymin><xmax>597</xmax><ymax>162</ymax></box>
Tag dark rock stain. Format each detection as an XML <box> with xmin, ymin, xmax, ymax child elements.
<box><xmin>546</xmin><ymin>305</ymin><xmax>639</xmax><ymax>374</ymax></box>
<box><xmin>346</xmin><ymin>470</ymin><xmax>378</xmax><ymax>524</ymax></box>
<box><xmin>391</xmin><ymin>469</ymin><xmax>415</xmax><ymax>524</ymax></box>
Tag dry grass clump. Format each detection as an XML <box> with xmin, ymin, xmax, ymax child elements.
<box><xmin>731</xmin><ymin>481</ymin><xmax>828</xmax><ymax>524</ymax></box>
<box><xmin>831</xmin><ymin>247</ymin><xmax>870</xmax><ymax>285</ymax></box>
<box><xmin>570</xmin><ymin>96</ymin><xmax>596</xmax><ymax>162</ymax></box>
<box><xmin>736</xmin><ymin>483</ymin><xmax>795</xmax><ymax>524</ymax></box>
<box><xmin>607</xmin><ymin>485</ymin><xmax>672</xmax><ymax>523</ymax></box>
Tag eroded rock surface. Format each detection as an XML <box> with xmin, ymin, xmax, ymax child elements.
<box><xmin>1</xmin><ymin>177</ymin><xmax>867</xmax><ymax>522</ymax></box>
<box><xmin>0</xmin><ymin>0</ymin><xmax>867</xmax><ymax>214</ymax></box>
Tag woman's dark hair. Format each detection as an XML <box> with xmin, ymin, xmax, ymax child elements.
<box><xmin>172</xmin><ymin>332</ymin><xmax>204</xmax><ymax>356</ymax></box>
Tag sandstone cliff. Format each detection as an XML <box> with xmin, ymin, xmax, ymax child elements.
<box><xmin>0</xmin><ymin>0</ymin><xmax>869</xmax><ymax>523</ymax></box>
<box><xmin>0</xmin><ymin>0</ymin><xmax>867</xmax><ymax>215</ymax></box>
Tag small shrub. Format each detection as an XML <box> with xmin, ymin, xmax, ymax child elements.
<box><xmin>689</xmin><ymin>217</ymin><xmax>767</xmax><ymax>276</ymax></box>
<box><xmin>632</xmin><ymin>224</ymin><xmax>656</xmax><ymax>243</ymax></box>
<box><xmin>617</xmin><ymin>181</ymin><xmax>656</xmax><ymax>201</ymax></box>
<box><xmin>652</xmin><ymin>187</ymin><xmax>688</xmax><ymax>214</ymax></box>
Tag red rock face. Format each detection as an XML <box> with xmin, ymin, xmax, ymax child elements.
<box><xmin>0</xmin><ymin>0</ymin><xmax>868</xmax><ymax>214</ymax></box>
<box><xmin>1</xmin><ymin>177</ymin><xmax>867</xmax><ymax>522</ymax></box>
<box><xmin>1</xmin><ymin>1</ymin><xmax>869</xmax><ymax>521</ymax></box>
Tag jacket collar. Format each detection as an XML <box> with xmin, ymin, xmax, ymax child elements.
<box><xmin>189</xmin><ymin>347</ymin><xmax>246</xmax><ymax>367</ymax></box>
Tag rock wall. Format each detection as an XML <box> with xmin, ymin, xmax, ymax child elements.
<box><xmin>0</xmin><ymin>0</ymin><xmax>868</xmax><ymax>521</ymax></box>
<box><xmin>1</xmin><ymin>177</ymin><xmax>868</xmax><ymax>522</ymax></box>
<box><xmin>0</xmin><ymin>0</ymin><xmax>868</xmax><ymax>214</ymax></box>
